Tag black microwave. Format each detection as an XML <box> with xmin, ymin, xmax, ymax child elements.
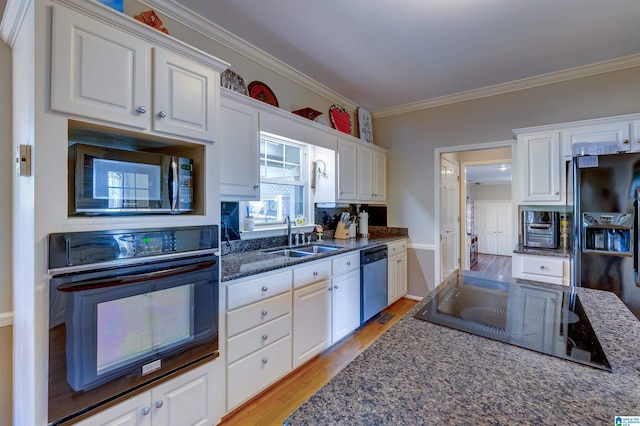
<box><xmin>69</xmin><ymin>144</ymin><xmax>193</xmax><ymax>215</ymax></box>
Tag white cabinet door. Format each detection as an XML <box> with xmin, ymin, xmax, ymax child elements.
<box><xmin>397</xmin><ymin>252</ymin><xmax>408</xmax><ymax>297</ymax></box>
<box><xmin>563</xmin><ymin>122</ymin><xmax>631</xmax><ymax>155</ymax></box>
<box><xmin>331</xmin><ymin>269</ymin><xmax>360</xmax><ymax>343</ymax></box>
<box><xmin>372</xmin><ymin>150</ymin><xmax>387</xmax><ymax>203</ymax></box>
<box><xmin>293</xmin><ymin>280</ymin><xmax>330</xmax><ymax>368</ymax></box>
<box><xmin>152</xmin><ymin>363</ymin><xmax>215</xmax><ymax>426</ymax></box>
<box><xmin>73</xmin><ymin>393</ymin><xmax>150</xmax><ymax>426</ymax></box>
<box><xmin>357</xmin><ymin>146</ymin><xmax>373</xmax><ymax>201</ymax></box>
<box><xmin>387</xmin><ymin>254</ymin><xmax>398</xmax><ymax>305</ymax></box>
<box><xmin>51</xmin><ymin>5</ymin><xmax>149</xmax><ymax>129</ymax></box>
<box><xmin>518</xmin><ymin>132</ymin><xmax>562</xmax><ymax>203</ymax></box>
<box><xmin>152</xmin><ymin>49</ymin><xmax>217</xmax><ymax>142</ymax></box>
<box><xmin>387</xmin><ymin>239</ymin><xmax>408</xmax><ymax>305</ymax></box>
<box><xmin>337</xmin><ymin>139</ymin><xmax>358</xmax><ymax>201</ymax></box>
<box><xmin>220</xmin><ymin>92</ymin><xmax>260</xmax><ymax>200</ymax></box>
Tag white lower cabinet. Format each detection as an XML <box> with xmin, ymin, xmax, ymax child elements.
<box><xmin>512</xmin><ymin>253</ymin><xmax>571</xmax><ymax>286</ymax></box>
<box><xmin>225</xmin><ymin>270</ymin><xmax>293</xmax><ymax>411</ymax></box>
<box><xmin>293</xmin><ymin>280</ymin><xmax>330</xmax><ymax>368</ymax></box>
<box><xmin>387</xmin><ymin>239</ymin><xmax>408</xmax><ymax>305</ymax></box>
<box><xmin>330</xmin><ymin>252</ymin><xmax>361</xmax><ymax>344</ymax></box>
<box><xmin>74</xmin><ymin>361</ymin><xmax>221</xmax><ymax>426</ymax></box>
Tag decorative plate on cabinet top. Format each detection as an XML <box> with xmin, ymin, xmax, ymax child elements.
<box><xmin>248</xmin><ymin>81</ymin><xmax>279</xmax><ymax>107</ymax></box>
<box><xmin>221</xmin><ymin>69</ymin><xmax>248</xmax><ymax>95</ymax></box>
<box><xmin>329</xmin><ymin>105</ymin><xmax>352</xmax><ymax>134</ymax></box>
<box><xmin>315</xmin><ymin>115</ymin><xmax>330</xmax><ymax>127</ymax></box>
<box><xmin>292</xmin><ymin>107</ymin><xmax>322</xmax><ymax>121</ymax></box>
<box><xmin>358</xmin><ymin>107</ymin><xmax>373</xmax><ymax>143</ymax></box>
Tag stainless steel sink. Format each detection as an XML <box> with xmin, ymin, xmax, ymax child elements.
<box><xmin>294</xmin><ymin>245</ymin><xmax>340</xmax><ymax>254</ymax></box>
<box><xmin>267</xmin><ymin>249</ymin><xmax>313</xmax><ymax>258</ymax></box>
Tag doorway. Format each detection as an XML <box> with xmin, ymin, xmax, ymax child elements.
<box><xmin>435</xmin><ymin>142</ymin><xmax>516</xmax><ymax>282</ymax></box>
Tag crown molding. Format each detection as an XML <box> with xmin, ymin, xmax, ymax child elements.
<box><xmin>139</xmin><ymin>0</ymin><xmax>359</xmax><ymax>111</ymax></box>
<box><xmin>372</xmin><ymin>54</ymin><xmax>640</xmax><ymax>119</ymax></box>
<box><xmin>0</xmin><ymin>0</ymin><xmax>30</xmax><ymax>47</ymax></box>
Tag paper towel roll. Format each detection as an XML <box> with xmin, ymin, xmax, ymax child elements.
<box><xmin>359</xmin><ymin>211</ymin><xmax>368</xmax><ymax>237</ymax></box>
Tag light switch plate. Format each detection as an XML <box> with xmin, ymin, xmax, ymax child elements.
<box><xmin>16</xmin><ymin>144</ymin><xmax>31</xmax><ymax>176</ymax></box>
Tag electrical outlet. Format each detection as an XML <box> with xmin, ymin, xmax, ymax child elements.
<box><xmin>16</xmin><ymin>144</ymin><xmax>31</xmax><ymax>176</ymax></box>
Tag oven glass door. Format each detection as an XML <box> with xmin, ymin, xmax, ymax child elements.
<box><xmin>48</xmin><ymin>256</ymin><xmax>218</xmax><ymax>425</ymax></box>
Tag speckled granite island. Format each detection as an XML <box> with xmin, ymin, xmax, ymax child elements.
<box><xmin>285</xmin><ymin>271</ymin><xmax>640</xmax><ymax>425</ymax></box>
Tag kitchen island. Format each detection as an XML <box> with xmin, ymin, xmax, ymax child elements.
<box><xmin>285</xmin><ymin>271</ymin><xmax>640</xmax><ymax>425</ymax></box>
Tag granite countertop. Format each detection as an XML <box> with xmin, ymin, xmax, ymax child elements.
<box><xmin>285</xmin><ymin>272</ymin><xmax>640</xmax><ymax>425</ymax></box>
<box><xmin>513</xmin><ymin>243</ymin><xmax>572</xmax><ymax>258</ymax></box>
<box><xmin>221</xmin><ymin>227</ymin><xmax>408</xmax><ymax>282</ymax></box>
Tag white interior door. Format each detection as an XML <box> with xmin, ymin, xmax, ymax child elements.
<box><xmin>475</xmin><ymin>201</ymin><xmax>513</xmax><ymax>255</ymax></box>
<box><xmin>440</xmin><ymin>157</ymin><xmax>460</xmax><ymax>279</ymax></box>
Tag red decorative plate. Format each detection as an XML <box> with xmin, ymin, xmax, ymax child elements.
<box><xmin>329</xmin><ymin>105</ymin><xmax>352</xmax><ymax>134</ymax></box>
<box><xmin>248</xmin><ymin>81</ymin><xmax>279</xmax><ymax>107</ymax></box>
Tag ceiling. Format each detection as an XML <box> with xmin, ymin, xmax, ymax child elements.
<box><xmin>171</xmin><ymin>0</ymin><xmax>640</xmax><ymax>112</ymax></box>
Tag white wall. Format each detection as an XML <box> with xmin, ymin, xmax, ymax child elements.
<box><xmin>0</xmin><ymin>34</ymin><xmax>12</xmax><ymax>426</ymax></box>
<box><xmin>468</xmin><ymin>184</ymin><xmax>511</xmax><ymax>201</ymax></box>
<box><xmin>375</xmin><ymin>66</ymin><xmax>640</xmax><ymax>294</ymax></box>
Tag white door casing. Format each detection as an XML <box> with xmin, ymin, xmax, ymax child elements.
<box><xmin>440</xmin><ymin>157</ymin><xmax>460</xmax><ymax>279</ymax></box>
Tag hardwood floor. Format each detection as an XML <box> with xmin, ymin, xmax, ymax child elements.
<box><xmin>220</xmin><ymin>297</ymin><xmax>419</xmax><ymax>426</ymax></box>
<box><xmin>470</xmin><ymin>253</ymin><xmax>512</xmax><ymax>277</ymax></box>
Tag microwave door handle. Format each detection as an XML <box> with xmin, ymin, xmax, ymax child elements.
<box><xmin>56</xmin><ymin>260</ymin><xmax>218</xmax><ymax>292</ymax></box>
<box><xmin>169</xmin><ymin>157</ymin><xmax>179</xmax><ymax>211</ymax></box>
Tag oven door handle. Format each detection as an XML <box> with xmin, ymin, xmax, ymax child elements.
<box><xmin>528</xmin><ymin>224</ymin><xmax>552</xmax><ymax>229</ymax></box>
<box><xmin>56</xmin><ymin>260</ymin><xmax>218</xmax><ymax>292</ymax></box>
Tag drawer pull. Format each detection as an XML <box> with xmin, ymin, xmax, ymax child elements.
<box><xmin>540</xmin><ymin>265</ymin><xmax>545</xmax><ymax>270</ymax></box>
<box><xmin>155</xmin><ymin>400</ymin><xmax>164</xmax><ymax>409</ymax></box>
<box><xmin>262</xmin><ymin>358</ymin><xmax>268</xmax><ymax>364</ymax></box>
<box><xmin>261</xmin><ymin>310</ymin><xmax>268</xmax><ymax>316</ymax></box>
<box><xmin>261</xmin><ymin>286</ymin><xmax>268</xmax><ymax>292</ymax></box>
<box><xmin>334</xmin><ymin>285</ymin><xmax>339</xmax><ymax>290</ymax></box>
<box><xmin>262</xmin><ymin>334</ymin><xmax>268</xmax><ymax>340</ymax></box>
<box><xmin>346</xmin><ymin>261</ymin><xmax>351</xmax><ymax>266</ymax></box>
<box><xmin>313</xmin><ymin>271</ymin><xmax>318</xmax><ymax>276</ymax></box>
<box><xmin>142</xmin><ymin>407</ymin><xmax>151</xmax><ymax>416</ymax></box>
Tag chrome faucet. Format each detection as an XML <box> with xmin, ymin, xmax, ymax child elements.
<box><xmin>283</xmin><ymin>215</ymin><xmax>292</xmax><ymax>247</ymax></box>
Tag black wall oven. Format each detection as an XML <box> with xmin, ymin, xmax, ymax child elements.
<box><xmin>47</xmin><ymin>225</ymin><xmax>219</xmax><ymax>425</ymax></box>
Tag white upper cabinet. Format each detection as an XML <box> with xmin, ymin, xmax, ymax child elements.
<box><xmin>337</xmin><ymin>138</ymin><xmax>358</xmax><ymax>202</ymax></box>
<box><xmin>220</xmin><ymin>90</ymin><xmax>260</xmax><ymax>200</ymax></box>
<box><xmin>372</xmin><ymin>149</ymin><xmax>387</xmax><ymax>203</ymax></box>
<box><xmin>562</xmin><ymin>121</ymin><xmax>631</xmax><ymax>157</ymax></box>
<box><xmin>152</xmin><ymin>49</ymin><xmax>218</xmax><ymax>142</ymax></box>
<box><xmin>51</xmin><ymin>6</ymin><xmax>149</xmax><ymax>129</ymax></box>
<box><xmin>51</xmin><ymin>5</ymin><xmax>226</xmax><ymax>143</ymax></box>
<box><xmin>357</xmin><ymin>146</ymin><xmax>374</xmax><ymax>201</ymax></box>
<box><xmin>516</xmin><ymin>131</ymin><xmax>563</xmax><ymax>204</ymax></box>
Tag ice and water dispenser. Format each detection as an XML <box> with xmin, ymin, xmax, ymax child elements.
<box><xmin>582</xmin><ymin>212</ymin><xmax>632</xmax><ymax>254</ymax></box>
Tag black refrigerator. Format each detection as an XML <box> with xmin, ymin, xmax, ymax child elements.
<box><xmin>573</xmin><ymin>152</ymin><xmax>640</xmax><ymax>320</ymax></box>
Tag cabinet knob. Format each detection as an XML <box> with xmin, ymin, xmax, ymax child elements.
<box><xmin>262</xmin><ymin>358</ymin><xmax>268</xmax><ymax>364</ymax></box>
<box><xmin>555</xmin><ymin>191</ymin><xmax>560</xmax><ymax>195</ymax></box>
<box><xmin>313</xmin><ymin>271</ymin><xmax>318</xmax><ymax>276</ymax></box>
<box><xmin>261</xmin><ymin>286</ymin><xmax>268</xmax><ymax>292</ymax></box>
<box><xmin>340</xmin><ymin>190</ymin><xmax>344</xmax><ymax>194</ymax></box>
<box><xmin>261</xmin><ymin>310</ymin><xmax>268</xmax><ymax>316</ymax></box>
<box><xmin>262</xmin><ymin>334</ymin><xmax>268</xmax><ymax>340</ymax></box>
<box><xmin>346</xmin><ymin>261</ymin><xmax>351</xmax><ymax>266</ymax></box>
<box><xmin>157</xmin><ymin>111</ymin><xmax>167</xmax><ymax>118</ymax></box>
<box><xmin>540</xmin><ymin>265</ymin><xmax>545</xmax><ymax>270</ymax></box>
<box><xmin>253</xmin><ymin>184</ymin><xmax>259</xmax><ymax>189</ymax></box>
<box><xmin>334</xmin><ymin>285</ymin><xmax>338</xmax><ymax>290</ymax></box>
<box><xmin>328</xmin><ymin>286</ymin><xmax>333</xmax><ymax>291</ymax></box>
<box><xmin>623</xmin><ymin>139</ymin><xmax>629</xmax><ymax>144</ymax></box>
<box><xmin>136</xmin><ymin>106</ymin><xmax>147</xmax><ymax>114</ymax></box>
<box><xmin>155</xmin><ymin>400</ymin><xmax>164</xmax><ymax>409</ymax></box>
<box><xmin>142</xmin><ymin>407</ymin><xmax>151</xmax><ymax>416</ymax></box>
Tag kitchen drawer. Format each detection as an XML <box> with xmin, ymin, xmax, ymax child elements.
<box><xmin>387</xmin><ymin>239</ymin><xmax>408</xmax><ymax>256</ymax></box>
<box><xmin>227</xmin><ymin>292</ymin><xmax>291</xmax><ymax>337</ymax></box>
<box><xmin>226</xmin><ymin>314</ymin><xmax>291</xmax><ymax>364</ymax></box>
<box><xmin>521</xmin><ymin>256</ymin><xmax>564</xmax><ymax>278</ymax></box>
<box><xmin>332</xmin><ymin>252</ymin><xmax>360</xmax><ymax>276</ymax></box>
<box><xmin>227</xmin><ymin>335</ymin><xmax>292</xmax><ymax>410</ymax></box>
<box><xmin>227</xmin><ymin>270</ymin><xmax>292</xmax><ymax>310</ymax></box>
<box><xmin>293</xmin><ymin>259</ymin><xmax>331</xmax><ymax>289</ymax></box>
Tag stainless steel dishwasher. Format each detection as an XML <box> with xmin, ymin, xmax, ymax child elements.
<box><xmin>360</xmin><ymin>245</ymin><xmax>388</xmax><ymax>324</ymax></box>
